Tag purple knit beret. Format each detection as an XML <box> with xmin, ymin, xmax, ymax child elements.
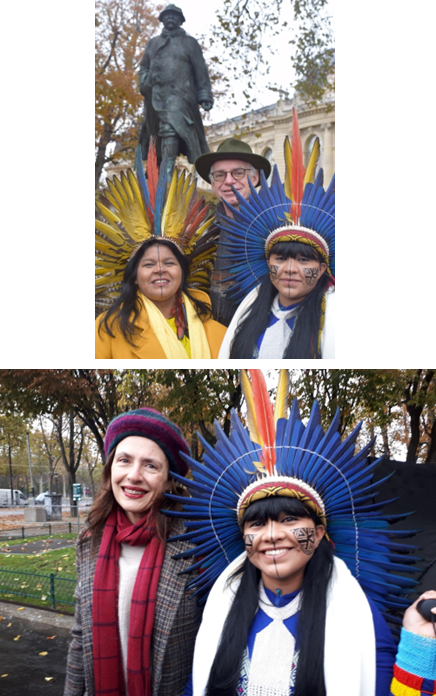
<box><xmin>104</xmin><ymin>408</ymin><xmax>190</xmax><ymax>477</ymax></box>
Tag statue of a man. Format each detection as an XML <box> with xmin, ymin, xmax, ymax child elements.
<box><xmin>138</xmin><ymin>4</ymin><xmax>213</xmax><ymax>172</ymax></box>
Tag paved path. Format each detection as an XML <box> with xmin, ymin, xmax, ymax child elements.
<box><xmin>0</xmin><ymin>602</ymin><xmax>74</xmax><ymax>695</ymax></box>
<box><xmin>0</xmin><ymin>538</ymin><xmax>76</xmax><ymax>555</ymax></box>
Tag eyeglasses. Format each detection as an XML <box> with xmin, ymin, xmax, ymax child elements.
<box><xmin>210</xmin><ymin>168</ymin><xmax>252</xmax><ymax>183</ymax></box>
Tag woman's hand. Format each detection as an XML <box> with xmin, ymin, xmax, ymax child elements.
<box><xmin>403</xmin><ymin>590</ymin><xmax>436</xmax><ymax>638</ymax></box>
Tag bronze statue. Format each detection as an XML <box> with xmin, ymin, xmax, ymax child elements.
<box><xmin>138</xmin><ymin>4</ymin><xmax>213</xmax><ymax>173</ymax></box>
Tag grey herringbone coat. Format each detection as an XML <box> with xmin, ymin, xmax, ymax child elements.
<box><xmin>63</xmin><ymin>520</ymin><xmax>202</xmax><ymax>696</ymax></box>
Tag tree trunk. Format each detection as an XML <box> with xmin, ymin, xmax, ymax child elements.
<box><xmin>95</xmin><ymin>123</ymin><xmax>113</xmax><ymax>189</ymax></box>
<box><xmin>425</xmin><ymin>416</ymin><xmax>436</xmax><ymax>463</ymax></box>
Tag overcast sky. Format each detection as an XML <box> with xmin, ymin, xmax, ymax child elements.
<box><xmin>168</xmin><ymin>0</ymin><xmax>304</xmax><ymax>122</ymax></box>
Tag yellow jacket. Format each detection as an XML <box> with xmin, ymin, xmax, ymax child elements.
<box><xmin>95</xmin><ymin>290</ymin><xmax>227</xmax><ymax>359</ymax></box>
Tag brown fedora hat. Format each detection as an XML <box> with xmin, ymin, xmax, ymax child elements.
<box><xmin>195</xmin><ymin>138</ymin><xmax>271</xmax><ymax>184</ymax></box>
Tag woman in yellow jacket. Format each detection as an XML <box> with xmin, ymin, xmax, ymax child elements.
<box><xmin>96</xmin><ymin>238</ymin><xmax>226</xmax><ymax>359</ymax></box>
<box><xmin>95</xmin><ymin>144</ymin><xmax>226</xmax><ymax>359</ymax></box>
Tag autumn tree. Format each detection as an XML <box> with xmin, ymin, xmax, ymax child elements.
<box><xmin>95</xmin><ymin>0</ymin><xmax>161</xmax><ymax>188</ymax></box>
<box><xmin>281</xmin><ymin>369</ymin><xmax>436</xmax><ymax>463</ymax></box>
<box><xmin>0</xmin><ymin>413</ymin><xmax>31</xmax><ymax>502</ymax></box>
<box><xmin>0</xmin><ymin>369</ymin><xmax>124</xmax><ymax>464</ymax></box>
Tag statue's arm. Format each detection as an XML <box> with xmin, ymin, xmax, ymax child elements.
<box><xmin>139</xmin><ymin>45</ymin><xmax>151</xmax><ymax>96</ymax></box>
<box><xmin>190</xmin><ymin>38</ymin><xmax>214</xmax><ymax>110</ymax></box>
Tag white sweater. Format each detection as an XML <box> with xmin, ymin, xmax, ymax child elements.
<box><xmin>118</xmin><ymin>543</ymin><xmax>146</xmax><ymax>692</ymax></box>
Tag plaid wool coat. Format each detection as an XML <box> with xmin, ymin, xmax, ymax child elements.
<box><xmin>64</xmin><ymin>519</ymin><xmax>202</xmax><ymax>696</ymax></box>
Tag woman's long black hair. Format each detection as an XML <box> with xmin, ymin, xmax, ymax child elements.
<box><xmin>229</xmin><ymin>241</ymin><xmax>331</xmax><ymax>359</ymax></box>
<box><xmin>98</xmin><ymin>238</ymin><xmax>211</xmax><ymax>346</ymax></box>
<box><xmin>205</xmin><ymin>496</ymin><xmax>334</xmax><ymax>696</ymax></box>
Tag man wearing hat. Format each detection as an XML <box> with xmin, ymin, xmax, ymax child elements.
<box><xmin>195</xmin><ymin>139</ymin><xmax>271</xmax><ymax>325</ymax></box>
<box><xmin>138</xmin><ymin>4</ymin><xmax>213</xmax><ymax>174</ymax></box>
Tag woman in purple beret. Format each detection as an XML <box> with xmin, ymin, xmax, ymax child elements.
<box><xmin>64</xmin><ymin>408</ymin><xmax>200</xmax><ymax>696</ymax></box>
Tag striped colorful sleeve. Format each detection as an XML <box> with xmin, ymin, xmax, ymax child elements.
<box><xmin>390</xmin><ymin>629</ymin><xmax>436</xmax><ymax>695</ymax></box>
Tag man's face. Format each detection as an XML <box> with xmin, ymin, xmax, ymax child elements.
<box><xmin>210</xmin><ymin>158</ymin><xmax>259</xmax><ymax>209</ymax></box>
<box><xmin>161</xmin><ymin>11</ymin><xmax>182</xmax><ymax>31</ymax></box>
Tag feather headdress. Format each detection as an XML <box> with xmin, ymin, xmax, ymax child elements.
<box><xmin>218</xmin><ymin>108</ymin><xmax>335</xmax><ymax>303</ymax></box>
<box><xmin>165</xmin><ymin>369</ymin><xmax>419</xmax><ymax>624</ymax></box>
<box><xmin>95</xmin><ymin>143</ymin><xmax>218</xmax><ymax>314</ymax></box>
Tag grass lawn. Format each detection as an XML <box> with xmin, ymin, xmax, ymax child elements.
<box><xmin>0</xmin><ymin>536</ymin><xmax>77</xmax><ymax>612</ymax></box>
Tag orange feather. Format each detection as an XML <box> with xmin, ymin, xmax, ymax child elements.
<box><xmin>290</xmin><ymin>108</ymin><xmax>305</xmax><ymax>223</ymax></box>
<box><xmin>247</xmin><ymin>370</ymin><xmax>276</xmax><ymax>474</ymax></box>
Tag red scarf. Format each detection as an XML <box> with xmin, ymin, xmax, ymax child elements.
<box><xmin>92</xmin><ymin>505</ymin><xmax>165</xmax><ymax>696</ymax></box>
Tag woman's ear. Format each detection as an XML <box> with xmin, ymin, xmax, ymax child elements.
<box><xmin>314</xmin><ymin>524</ymin><xmax>326</xmax><ymax>549</ymax></box>
<box><xmin>319</xmin><ymin>263</ymin><xmax>327</xmax><ymax>277</ymax></box>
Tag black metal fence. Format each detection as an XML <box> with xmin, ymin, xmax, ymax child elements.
<box><xmin>0</xmin><ymin>568</ymin><xmax>76</xmax><ymax>611</ymax></box>
<box><xmin>0</xmin><ymin>522</ymin><xmax>83</xmax><ymax>541</ymax></box>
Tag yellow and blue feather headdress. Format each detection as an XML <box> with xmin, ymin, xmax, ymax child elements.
<box><xmin>165</xmin><ymin>369</ymin><xmax>418</xmax><ymax>624</ymax></box>
<box><xmin>95</xmin><ymin>143</ymin><xmax>217</xmax><ymax>313</ymax></box>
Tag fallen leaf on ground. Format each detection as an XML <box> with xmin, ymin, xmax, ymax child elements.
<box><xmin>39</xmin><ymin>651</ymin><xmax>48</xmax><ymax>656</ymax></box>
<box><xmin>16</xmin><ymin>607</ymin><xmax>25</xmax><ymax>611</ymax></box>
<box><xmin>57</xmin><ymin>567</ymin><xmax>63</xmax><ymax>571</ymax></box>
<box><xmin>47</xmin><ymin>635</ymin><xmax>56</xmax><ymax>640</ymax></box>
<box><xmin>41</xmin><ymin>595</ymin><xmax>47</xmax><ymax>601</ymax></box>
<box><xmin>13</xmin><ymin>635</ymin><xmax>21</xmax><ymax>641</ymax></box>
<box><xmin>7</xmin><ymin>623</ymin><xmax>12</xmax><ymax>627</ymax></box>
<box><xmin>44</xmin><ymin>676</ymin><xmax>54</xmax><ymax>681</ymax></box>
<box><xmin>1</xmin><ymin>674</ymin><xmax>8</xmax><ymax>677</ymax></box>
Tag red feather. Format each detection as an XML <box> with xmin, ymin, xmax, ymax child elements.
<box><xmin>290</xmin><ymin>108</ymin><xmax>305</xmax><ymax>223</ymax></box>
<box><xmin>247</xmin><ymin>370</ymin><xmax>276</xmax><ymax>474</ymax></box>
<box><xmin>147</xmin><ymin>139</ymin><xmax>159</xmax><ymax>209</ymax></box>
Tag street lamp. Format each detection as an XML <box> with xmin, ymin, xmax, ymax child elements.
<box><xmin>54</xmin><ymin>472</ymin><xmax>58</xmax><ymax>494</ymax></box>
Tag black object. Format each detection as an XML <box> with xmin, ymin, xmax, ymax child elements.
<box><xmin>416</xmin><ymin>599</ymin><xmax>436</xmax><ymax>622</ymax></box>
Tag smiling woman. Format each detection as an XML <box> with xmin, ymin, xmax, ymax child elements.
<box><xmin>217</xmin><ymin>109</ymin><xmax>335</xmax><ymax>359</ymax></box>
<box><xmin>95</xmin><ymin>142</ymin><xmax>226</xmax><ymax>359</ymax></box>
<box><xmin>64</xmin><ymin>408</ymin><xmax>202</xmax><ymax>696</ymax></box>
<box><xmin>163</xmin><ymin>370</ymin><xmax>434</xmax><ymax>696</ymax></box>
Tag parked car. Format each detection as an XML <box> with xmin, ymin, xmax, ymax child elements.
<box><xmin>35</xmin><ymin>491</ymin><xmax>51</xmax><ymax>505</ymax></box>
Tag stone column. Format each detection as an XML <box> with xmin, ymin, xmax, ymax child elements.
<box><xmin>322</xmin><ymin>122</ymin><xmax>334</xmax><ymax>184</ymax></box>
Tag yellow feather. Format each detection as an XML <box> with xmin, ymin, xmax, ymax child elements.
<box><xmin>95</xmin><ymin>220</ymin><xmax>125</xmax><ymax>245</ymax></box>
<box><xmin>240</xmin><ymin>370</ymin><xmax>262</xmax><ymax>446</ymax></box>
<box><xmin>274</xmin><ymin>370</ymin><xmax>290</xmax><ymax>426</ymax></box>
<box><xmin>284</xmin><ymin>136</ymin><xmax>292</xmax><ymax>200</ymax></box>
<box><xmin>96</xmin><ymin>200</ymin><xmax>121</xmax><ymax>226</ymax></box>
<box><xmin>120</xmin><ymin>171</ymin><xmax>135</xmax><ymax>205</ymax></box>
<box><xmin>106</xmin><ymin>179</ymin><xmax>125</xmax><ymax>211</ymax></box>
<box><xmin>303</xmin><ymin>137</ymin><xmax>320</xmax><ymax>187</ymax></box>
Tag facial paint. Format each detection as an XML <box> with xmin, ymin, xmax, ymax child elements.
<box><xmin>269</xmin><ymin>264</ymin><xmax>278</xmax><ymax>277</ymax></box>
<box><xmin>156</xmin><ymin>243</ymin><xmax>163</xmax><ymax>298</ymax></box>
<box><xmin>303</xmin><ymin>267</ymin><xmax>319</xmax><ymax>286</ymax></box>
<box><xmin>291</xmin><ymin>527</ymin><xmax>316</xmax><ymax>555</ymax></box>
<box><xmin>244</xmin><ymin>533</ymin><xmax>257</xmax><ymax>558</ymax></box>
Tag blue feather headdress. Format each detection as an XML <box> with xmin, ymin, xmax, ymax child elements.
<box><xmin>165</xmin><ymin>370</ymin><xmax>418</xmax><ymax>622</ymax></box>
<box><xmin>217</xmin><ymin>108</ymin><xmax>335</xmax><ymax>303</ymax></box>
